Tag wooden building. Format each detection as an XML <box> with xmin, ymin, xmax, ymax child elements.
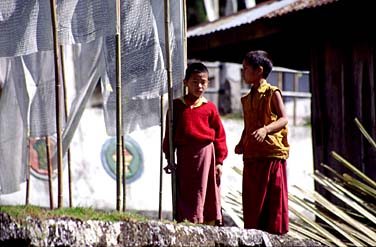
<box><xmin>187</xmin><ymin>0</ymin><xmax>376</xmax><ymax>199</ymax></box>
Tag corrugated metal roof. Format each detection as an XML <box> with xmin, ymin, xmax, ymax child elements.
<box><xmin>265</xmin><ymin>0</ymin><xmax>338</xmax><ymax>17</ymax></box>
<box><xmin>187</xmin><ymin>0</ymin><xmax>339</xmax><ymax>37</ymax></box>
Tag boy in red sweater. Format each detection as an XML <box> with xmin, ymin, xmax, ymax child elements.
<box><xmin>163</xmin><ymin>62</ymin><xmax>228</xmax><ymax>225</ymax></box>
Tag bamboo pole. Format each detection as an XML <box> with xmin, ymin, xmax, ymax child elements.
<box><xmin>296</xmin><ymin>177</ymin><xmax>376</xmax><ymax>242</ymax></box>
<box><xmin>182</xmin><ymin>0</ymin><xmax>187</xmax><ymax>95</ymax></box>
<box><xmin>289</xmin><ymin>193</ymin><xmax>365</xmax><ymax>246</ymax></box>
<box><xmin>49</xmin><ymin>0</ymin><xmax>64</xmax><ymax>208</ymax></box>
<box><xmin>25</xmin><ymin>137</ymin><xmax>31</xmax><ymax>205</ymax></box>
<box><xmin>157</xmin><ymin>0</ymin><xmax>187</xmax><ymax>222</ymax></box>
<box><xmin>289</xmin><ymin>205</ymin><xmax>346</xmax><ymax>247</ymax></box>
<box><xmin>331</xmin><ymin>151</ymin><xmax>376</xmax><ymax>188</ymax></box>
<box><xmin>122</xmin><ymin>135</ymin><xmax>126</xmax><ymax>212</ymax></box>
<box><xmin>159</xmin><ymin>94</ymin><xmax>164</xmax><ymax>220</ymax></box>
<box><xmin>164</xmin><ymin>0</ymin><xmax>177</xmax><ymax>220</ymax></box>
<box><xmin>289</xmin><ymin>223</ymin><xmax>332</xmax><ymax>246</ymax></box>
<box><xmin>342</xmin><ymin>173</ymin><xmax>376</xmax><ymax>199</ymax></box>
<box><xmin>334</xmin><ymin>220</ymin><xmax>376</xmax><ymax>246</ymax></box>
<box><xmin>115</xmin><ymin>0</ymin><xmax>123</xmax><ymax>211</ymax></box>
<box><xmin>354</xmin><ymin>117</ymin><xmax>376</xmax><ymax>149</ymax></box>
<box><xmin>60</xmin><ymin>45</ymin><xmax>73</xmax><ymax>208</ymax></box>
<box><xmin>332</xmin><ymin>175</ymin><xmax>376</xmax><ymax>215</ymax></box>
<box><xmin>320</xmin><ymin>162</ymin><xmax>376</xmax><ymax>200</ymax></box>
<box><xmin>46</xmin><ymin>137</ymin><xmax>54</xmax><ymax>209</ymax></box>
<box><xmin>313</xmin><ymin>171</ymin><xmax>376</xmax><ymax>228</ymax></box>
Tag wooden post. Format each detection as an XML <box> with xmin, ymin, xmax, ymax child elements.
<box><xmin>49</xmin><ymin>0</ymin><xmax>64</xmax><ymax>208</ymax></box>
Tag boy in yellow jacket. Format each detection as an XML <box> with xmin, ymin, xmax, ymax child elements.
<box><xmin>235</xmin><ymin>50</ymin><xmax>290</xmax><ymax>235</ymax></box>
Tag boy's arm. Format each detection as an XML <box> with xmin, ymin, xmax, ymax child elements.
<box><xmin>162</xmin><ymin>110</ymin><xmax>170</xmax><ymax>159</ymax></box>
<box><xmin>252</xmin><ymin>90</ymin><xmax>288</xmax><ymax>142</ymax></box>
<box><xmin>162</xmin><ymin>109</ymin><xmax>176</xmax><ymax>174</ymax></box>
<box><xmin>267</xmin><ymin>90</ymin><xmax>288</xmax><ymax>132</ymax></box>
<box><xmin>234</xmin><ymin>129</ymin><xmax>244</xmax><ymax>154</ymax></box>
<box><xmin>212</xmin><ymin>116</ymin><xmax>228</xmax><ymax>164</ymax></box>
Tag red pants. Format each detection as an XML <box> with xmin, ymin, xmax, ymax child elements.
<box><xmin>242</xmin><ymin>159</ymin><xmax>289</xmax><ymax>235</ymax></box>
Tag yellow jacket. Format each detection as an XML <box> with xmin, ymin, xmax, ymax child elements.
<box><xmin>240</xmin><ymin>80</ymin><xmax>289</xmax><ymax>160</ymax></box>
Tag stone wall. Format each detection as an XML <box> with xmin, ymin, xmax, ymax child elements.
<box><xmin>0</xmin><ymin>212</ymin><xmax>323</xmax><ymax>247</ymax></box>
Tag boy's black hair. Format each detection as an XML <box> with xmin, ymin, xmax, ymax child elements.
<box><xmin>243</xmin><ymin>50</ymin><xmax>273</xmax><ymax>79</ymax></box>
<box><xmin>184</xmin><ymin>62</ymin><xmax>208</xmax><ymax>80</ymax></box>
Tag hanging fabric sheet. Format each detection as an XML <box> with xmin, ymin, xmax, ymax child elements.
<box><xmin>0</xmin><ymin>0</ymin><xmax>184</xmax><ymax>194</ymax></box>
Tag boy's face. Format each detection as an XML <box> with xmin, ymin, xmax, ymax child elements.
<box><xmin>242</xmin><ymin>60</ymin><xmax>262</xmax><ymax>85</ymax></box>
<box><xmin>184</xmin><ymin>72</ymin><xmax>208</xmax><ymax>98</ymax></box>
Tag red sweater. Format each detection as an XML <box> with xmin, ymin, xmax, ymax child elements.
<box><xmin>163</xmin><ymin>97</ymin><xmax>228</xmax><ymax>164</ymax></box>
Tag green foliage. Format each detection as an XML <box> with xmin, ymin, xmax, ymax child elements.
<box><xmin>186</xmin><ymin>0</ymin><xmax>208</xmax><ymax>27</ymax></box>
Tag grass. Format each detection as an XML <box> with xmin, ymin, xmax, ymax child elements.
<box><xmin>0</xmin><ymin>205</ymin><xmax>151</xmax><ymax>223</ymax></box>
<box><xmin>0</xmin><ymin>205</ymin><xmax>208</xmax><ymax>228</ymax></box>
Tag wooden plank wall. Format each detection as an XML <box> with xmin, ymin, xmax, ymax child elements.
<box><xmin>310</xmin><ymin>39</ymin><xmax>376</xmax><ymax>200</ymax></box>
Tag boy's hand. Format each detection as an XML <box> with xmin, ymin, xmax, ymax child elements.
<box><xmin>252</xmin><ymin>126</ymin><xmax>268</xmax><ymax>142</ymax></box>
<box><xmin>234</xmin><ymin>143</ymin><xmax>243</xmax><ymax>154</ymax></box>
<box><xmin>163</xmin><ymin>162</ymin><xmax>176</xmax><ymax>174</ymax></box>
<box><xmin>216</xmin><ymin>164</ymin><xmax>222</xmax><ymax>185</ymax></box>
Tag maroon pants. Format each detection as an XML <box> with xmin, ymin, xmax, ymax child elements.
<box><xmin>242</xmin><ymin>159</ymin><xmax>289</xmax><ymax>235</ymax></box>
<box><xmin>176</xmin><ymin>142</ymin><xmax>222</xmax><ymax>224</ymax></box>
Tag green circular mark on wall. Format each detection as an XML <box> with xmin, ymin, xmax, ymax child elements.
<box><xmin>101</xmin><ymin>136</ymin><xmax>144</xmax><ymax>183</ymax></box>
